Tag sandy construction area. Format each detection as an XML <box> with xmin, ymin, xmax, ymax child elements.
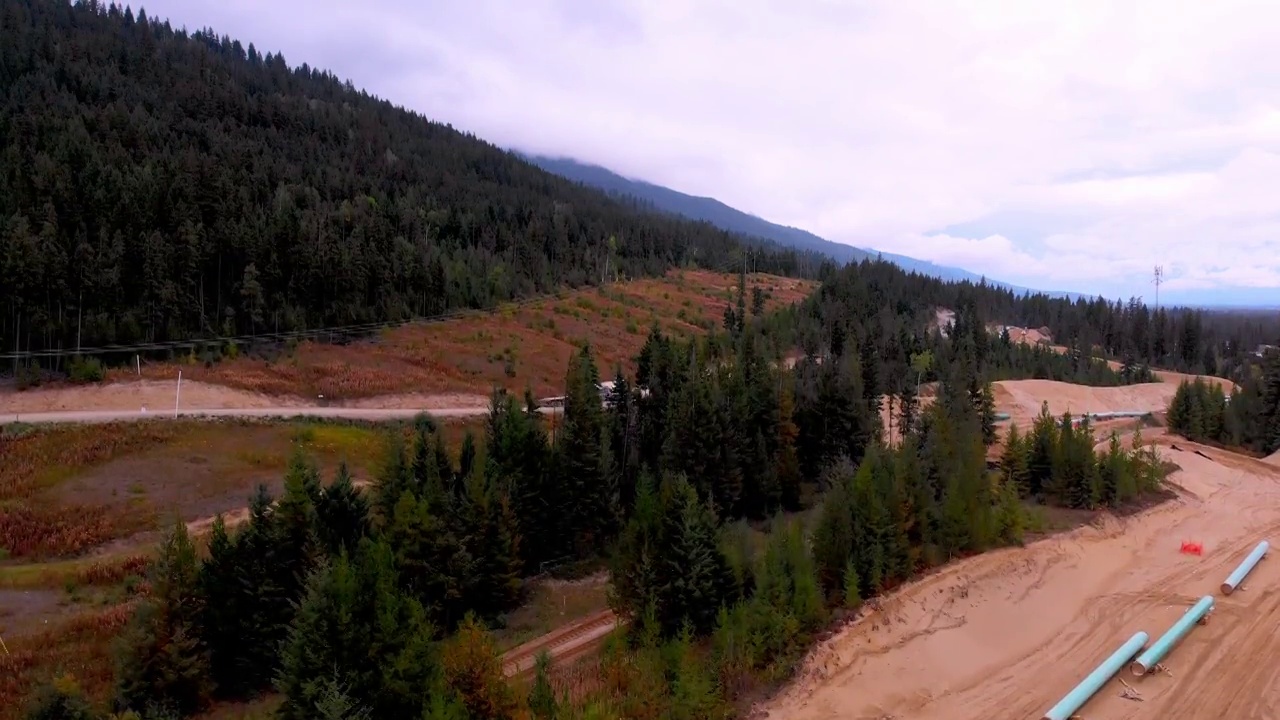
<box><xmin>760</xmin><ymin>436</ymin><xmax>1280</xmax><ymax>720</ymax></box>
<box><xmin>993</xmin><ymin>379</ymin><xmax>1180</xmax><ymax>427</ymax></box>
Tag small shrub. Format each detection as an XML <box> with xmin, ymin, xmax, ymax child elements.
<box><xmin>68</xmin><ymin>357</ymin><xmax>105</xmax><ymax>384</ymax></box>
<box><xmin>24</xmin><ymin>673</ymin><xmax>98</xmax><ymax>720</ymax></box>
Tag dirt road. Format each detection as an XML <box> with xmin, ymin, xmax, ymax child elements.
<box><xmin>759</xmin><ymin>436</ymin><xmax>1280</xmax><ymax>720</ymax></box>
<box><xmin>0</xmin><ymin>405</ymin><xmax>538</xmax><ymax>425</ymax></box>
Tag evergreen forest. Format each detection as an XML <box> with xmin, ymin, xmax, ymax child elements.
<box><xmin>1164</xmin><ymin>360</ymin><xmax>1280</xmax><ymax>456</ymax></box>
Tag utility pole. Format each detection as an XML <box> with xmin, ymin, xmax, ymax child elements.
<box><xmin>1152</xmin><ymin>266</ymin><xmax>1164</xmax><ymax>310</ymax></box>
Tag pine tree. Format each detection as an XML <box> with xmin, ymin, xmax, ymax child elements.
<box><xmin>275</xmin><ymin>540</ymin><xmax>441</xmax><ymax>720</ymax></box>
<box><xmin>654</xmin><ymin>477</ymin><xmax>736</xmax><ymax>636</ymax></box>
<box><xmin>197</xmin><ymin>515</ymin><xmax>247</xmax><ymax>698</ymax></box>
<box><xmin>842</xmin><ymin>560</ymin><xmax>862</xmax><ymax>609</ymax></box>
<box><xmin>386</xmin><ymin>492</ymin><xmax>474</xmax><ymax>631</ymax></box>
<box><xmin>527</xmin><ymin>652</ymin><xmax>560</xmax><ymax>720</ymax></box>
<box><xmin>114</xmin><ymin>521</ymin><xmax>211</xmax><ymax>717</ymax></box>
<box><xmin>560</xmin><ymin>345</ymin><xmax>612</xmax><ymax>553</ymax></box>
<box><xmin>466</xmin><ymin>488</ymin><xmax>524</xmax><ymax>619</ymax></box>
<box><xmin>1000</xmin><ymin>423</ymin><xmax>1031</xmax><ymax>497</ymax></box>
<box><xmin>196</xmin><ymin>483</ymin><xmax>292</xmax><ymax>698</ymax></box>
<box><xmin>608</xmin><ymin>473</ymin><xmax>663</xmax><ymax>635</ymax></box>
<box><xmin>374</xmin><ymin>432</ymin><xmax>413</xmax><ymax>524</ymax></box>
<box><xmin>316</xmin><ymin>462</ymin><xmax>372</xmax><ymax>558</ymax></box>
<box><xmin>1027</xmin><ymin>402</ymin><xmax>1057</xmax><ymax>496</ymax></box>
<box><xmin>810</xmin><ymin>467</ymin><xmax>854</xmax><ymax>602</ymax></box>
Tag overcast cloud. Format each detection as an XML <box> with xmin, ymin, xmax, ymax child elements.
<box><xmin>142</xmin><ymin>0</ymin><xmax>1280</xmax><ymax>303</ymax></box>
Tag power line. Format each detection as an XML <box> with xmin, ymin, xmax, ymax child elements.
<box><xmin>0</xmin><ymin>292</ymin><xmax>564</xmax><ymax>361</ymax></box>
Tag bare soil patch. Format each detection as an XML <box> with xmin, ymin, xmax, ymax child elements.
<box><xmin>758</xmin><ymin>437</ymin><xmax>1280</xmax><ymax>720</ymax></box>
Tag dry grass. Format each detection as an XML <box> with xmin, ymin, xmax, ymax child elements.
<box><xmin>109</xmin><ymin>271</ymin><xmax>815</xmax><ymax>400</ymax></box>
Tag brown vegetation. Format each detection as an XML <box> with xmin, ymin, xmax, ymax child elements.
<box><xmin>103</xmin><ymin>270</ymin><xmax>814</xmax><ymax>400</ymax></box>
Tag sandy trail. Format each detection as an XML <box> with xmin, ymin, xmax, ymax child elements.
<box><xmin>0</xmin><ymin>379</ymin><xmax>492</xmax><ymax>416</ymax></box>
<box><xmin>761</xmin><ymin>437</ymin><xmax>1280</xmax><ymax>720</ymax></box>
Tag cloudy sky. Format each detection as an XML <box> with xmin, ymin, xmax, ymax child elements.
<box><xmin>144</xmin><ymin>0</ymin><xmax>1280</xmax><ymax>304</ymax></box>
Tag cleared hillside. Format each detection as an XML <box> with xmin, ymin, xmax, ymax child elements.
<box><xmin>0</xmin><ymin>270</ymin><xmax>814</xmax><ymax>411</ymax></box>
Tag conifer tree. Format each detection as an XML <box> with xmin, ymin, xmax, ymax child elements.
<box><xmin>316</xmin><ymin>462</ymin><xmax>372</xmax><ymax>558</ymax></box>
<box><xmin>1027</xmin><ymin>402</ymin><xmax>1057</xmax><ymax>496</ymax></box>
<box><xmin>608</xmin><ymin>473</ymin><xmax>663</xmax><ymax>636</ymax></box>
<box><xmin>559</xmin><ymin>344</ymin><xmax>614</xmax><ymax>553</ymax></box>
<box><xmin>527</xmin><ymin>652</ymin><xmax>560</xmax><ymax>720</ymax></box>
<box><xmin>386</xmin><ymin>492</ymin><xmax>474</xmax><ymax>631</ymax></box>
<box><xmin>196</xmin><ymin>484</ymin><xmax>290</xmax><ymax>697</ymax></box>
<box><xmin>655</xmin><ymin>476</ymin><xmax>737</xmax><ymax>636</ymax></box>
<box><xmin>810</xmin><ymin>467</ymin><xmax>854</xmax><ymax>602</ymax></box>
<box><xmin>1000</xmin><ymin>423</ymin><xmax>1031</xmax><ymax>497</ymax></box>
<box><xmin>374</xmin><ymin>432</ymin><xmax>413</xmax><ymax>524</ymax></box>
<box><xmin>114</xmin><ymin>522</ymin><xmax>211</xmax><ymax>717</ymax></box>
<box><xmin>276</xmin><ymin>540</ymin><xmax>441</xmax><ymax>720</ymax></box>
<box><xmin>197</xmin><ymin>515</ymin><xmax>247</xmax><ymax>698</ymax></box>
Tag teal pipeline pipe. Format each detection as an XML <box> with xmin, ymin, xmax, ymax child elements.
<box><xmin>1222</xmin><ymin>540</ymin><xmax>1270</xmax><ymax>595</ymax></box>
<box><xmin>1129</xmin><ymin>595</ymin><xmax>1214</xmax><ymax>676</ymax></box>
<box><xmin>1041</xmin><ymin>631</ymin><xmax>1149</xmax><ymax>720</ymax></box>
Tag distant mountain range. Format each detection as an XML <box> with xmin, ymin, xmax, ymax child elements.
<box><xmin>523</xmin><ymin>154</ymin><xmax>1082</xmax><ymax>299</ymax></box>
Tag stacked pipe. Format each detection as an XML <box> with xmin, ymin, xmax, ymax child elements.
<box><xmin>1039</xmin><ymin>539</ymin><xmax>1270</xmax><ymax>719</ymax></box>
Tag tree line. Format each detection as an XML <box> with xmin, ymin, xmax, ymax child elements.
<box><xmin>797</xmin><ymin>260</ymin><xmax>1279</xmax><ymax>385</ymax></box>
<box><xmin>1165</xmin><ymin>353</ymin><xmax>1280</xmax><ymax>456</ymax></box>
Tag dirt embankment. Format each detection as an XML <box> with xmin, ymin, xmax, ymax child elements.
<box><xmin>758</xmin><ymin>436</ymin><xmax>1280</xmax><ymax>720</ymax></box>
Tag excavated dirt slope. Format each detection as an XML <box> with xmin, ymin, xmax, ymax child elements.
<box><xmin>760</xmin><ymin>436</ymin><xmax>1280</xmax><ymax>720</ymax></box>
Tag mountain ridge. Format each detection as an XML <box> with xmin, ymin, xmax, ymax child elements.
<box><xmin>523</xmin><ymin>154</ymin><xmax>1084</xmax><ymax>299</ymax></box>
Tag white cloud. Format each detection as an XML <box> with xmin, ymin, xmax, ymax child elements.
<box><xmin>144</xmin><ymin>0</ymin><xmax>1280</xmax><ymax>301</ymax></box>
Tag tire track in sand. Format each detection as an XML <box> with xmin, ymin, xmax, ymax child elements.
<box><xmin>931</xmin><ymin>518</ymin><xmax>1280</xmax><ymax>720</ymax></box>
<box><xmin>1156</xmin><ymin>583</ymin><xmax>1280</xmax><ymax>717</ymax></box>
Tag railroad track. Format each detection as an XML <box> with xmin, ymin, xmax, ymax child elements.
<box><xmin>500</xmin><ymin>609</ymin><xmax>624</xmax><ymax>678</ymax></box>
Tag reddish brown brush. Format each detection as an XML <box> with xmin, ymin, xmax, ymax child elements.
<box><xmin>105</xmin><ymin>271</ymin><xmax>818</xmax><ymax>401</ymax></box>
<box><xmin>0</xmin><ymin>503</ymin><xmax>132</xmax><ymax>559</ymax></box>
<box><xmin>76</xmin><ymin>553</ymin><xmax>153</xmax><ymax>586</ymax></box>
<box><xmin>0</xmin><ymin>602</ymin><xmax>137</xmax><ymax>720</ymax></box>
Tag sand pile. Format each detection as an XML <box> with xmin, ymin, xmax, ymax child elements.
<box><xmin>758</xmin><ymin>437</ymin><xmax>1280</xmax><ymax>720</ymax></box>
<box><xmin>994</xmin><ymin>379</ymin><xmax>1178</xmax><ymax>426</ymax></box>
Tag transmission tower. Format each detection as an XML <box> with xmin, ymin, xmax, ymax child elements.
<box><xmin>1152</xmin><ymin>265</ymin><xmax>1164</xmax><ymax>309</ymax></box>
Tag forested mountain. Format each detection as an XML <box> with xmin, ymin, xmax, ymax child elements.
<box><xmin>0</xmin><ymin>0</ymin><xmax>826</xmax><ymax>364</ymax></box>
<box><xmin>525</xmin><ymin>154</ymin><xmax>1079</xmax><ymax>297</ymax></box>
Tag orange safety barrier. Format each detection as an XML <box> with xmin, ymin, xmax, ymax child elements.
<box><xmin>1180</xmin><ymin>540</ymin><xmax>1203</xmax><ymax>556</ymax></box>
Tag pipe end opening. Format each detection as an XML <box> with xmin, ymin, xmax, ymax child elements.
<box><xmin>1221</xmin><ymin>583</ymin><xmax>1234</xmax><ymax>595</ymax></box>
<box><xmin>1130</xmin><ymin>661</ymin><xmax>1148</xmax><ymax>677</ymax></box>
